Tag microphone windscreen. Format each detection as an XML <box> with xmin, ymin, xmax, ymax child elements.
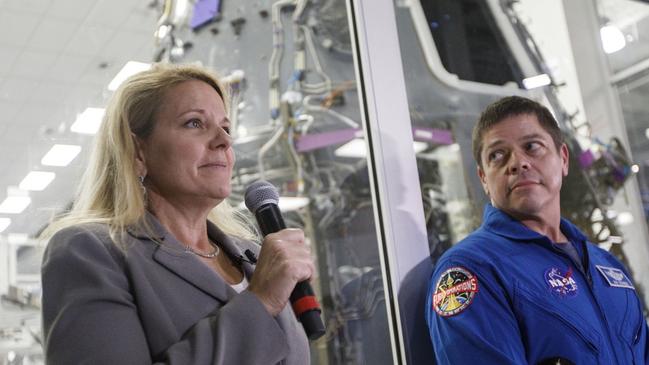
<box><xmin>244</xmin><ymin>180</ymin><xmax>280</xmax><ymax>214</ymax></box>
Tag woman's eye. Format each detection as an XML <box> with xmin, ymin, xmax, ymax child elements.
<box><xmin>185</xmin><ymin>119</ymin><xmax>202</xmax><ymax>128</ymax></box>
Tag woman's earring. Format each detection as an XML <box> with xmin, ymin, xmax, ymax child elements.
<box><xmin>138</xmin><ymin>175</ymin><xmax>147</xmax><ymax>200</ymax></box>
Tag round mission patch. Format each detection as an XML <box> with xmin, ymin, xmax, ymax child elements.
<box><xmin>432</xmin><ymin>266</ymin><xmax>479</xmax><ymax>317</ymax></box>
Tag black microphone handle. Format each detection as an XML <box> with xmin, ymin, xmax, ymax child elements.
<box><xmin>254</xmin><ymin>203</ymin><xmax>326</xmax><ymax>340</ymax></box>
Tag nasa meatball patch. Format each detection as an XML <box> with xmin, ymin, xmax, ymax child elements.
<box><xmin>432</xmin><ymin>267</ymin><xmax>479</xmax><ymax>317</ymax></box>
<box><xmin>545</xmin><ymin>267</ymin><xmax>578</xmax><ymax>297</ymax></box>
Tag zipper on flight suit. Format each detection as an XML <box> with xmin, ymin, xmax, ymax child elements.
<box><xmin>578</xmin><ymin>240</ymin><xmax>623</xmax><ymax>364</ymax></box>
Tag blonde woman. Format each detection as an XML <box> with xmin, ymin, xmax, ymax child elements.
<box><xmin>41</xmin><ymin>64</ymin><xmax>312</xmax><ymax>364</ymax></box>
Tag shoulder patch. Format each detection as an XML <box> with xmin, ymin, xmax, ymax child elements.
<box><xmin>432</xmin><ymin>266</ymin><xmax>479</xmax><ymax>317</ymax></box>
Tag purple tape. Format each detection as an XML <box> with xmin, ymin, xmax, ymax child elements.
<box><xmin>412</xmin><ymin>126</ymin><xmax>453</xmax><ymax>145</ymax></box>
<box><xmin>190</xmin><ymin>0</ymin><xmax>221</xmax><ymax>29</ymax></box>
<box><xmin>295</xmin><ymin>128</ymin><xmax>362</xmax><ymax>152</ymax></box>
<box><xmin>578</xmin><ymin>150</ymin><xmax>595</xmax><ymax>168</ymax></box>
<box><xmin>295</xmin><ymin>126</ymin><xmax>454</xmax><ymax>153</ymax></box>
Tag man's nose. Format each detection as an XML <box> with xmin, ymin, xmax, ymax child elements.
<box><xmin>508</xmin><ymin>150</ymin><xmax>530</xmax><ymax>174</ymax></box>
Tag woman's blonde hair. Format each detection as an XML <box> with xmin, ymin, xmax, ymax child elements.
<box><xmin>41</xmin><ymin>63</ymin><xmax>256</xmax><ymax>242</ymax></box>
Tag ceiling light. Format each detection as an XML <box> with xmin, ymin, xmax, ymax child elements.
<box><xmin>335</xmin><ymin>138</ymin><xmax>428</xmax><ymax>158</ymax></box>
<box><xmin>645</xmin><ymin>127</ymin><xmax>649</xmax><ymax>140</ymax></box>
<box><xmin>19</xmin><ymin>171</ymin><xmax>56</xmax><ymax>191</ymax></box>
<box><xmin>70</xmin><ymin>107</ymin><xmax>105</xmax><ymax>134</ymax></box>
<box><xmin>413</xmin><ymin>141</ymin><xmax>428</xmax><ymax>154</ymax></box>
<box><xmin>616</xmin><ymin>212</ymin><xmax>634</xmax><ymax>226</ymax></box>
<box><xmin>41</xmin><ymin>144</ymin><xmax>82</xmax><ymax>166</ymax></box>
<box><xmin>0</xmin><ymin>218</ymin><xmax>10</xmax><ymax>233</ymax></box>
<box><xmin>523</xmin><ymin>74</ymin><xmax>551</xmax><ymax>89</ymax></box>
<box><xmin>600</xmin><ymin>24</ymin><xmax>626</xmax><ymax>54</ymax></box>
<box><xmin>334</xmin><ymin>138</ymin><xmax>367</xmax><ymax>158</ymax></box>
<box><xmin>236</xmin><ymin>196</ymin><xmax>310</xmax><ymax>212</ymax></box>
<box><xmin>278</xmin><ymin>197</ymin><xmax>310</xmax><ymax>212</ymax></box>
<box><xmin>172</xmin><ymin>0</ymin><xmax>191</xmax><ymax>23</ymax></box>
<box><xmin>108</xmin><ymin>61</ymin><xmax>152</xmax><ymax>91</ymax></box>
<box><xmin>7</xmin><ymin>233</ymin><xmax>29</xmax><ymax>245</ymax></box>
<box><xmin>0</xmin><ymin>196</ymin><xmax>31</xmax><ymax>214</ymax></box>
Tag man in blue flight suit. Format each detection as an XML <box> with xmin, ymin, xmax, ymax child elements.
<box><xmin>426</xmin><ymin>96</ymin><xmax>649</xmax><ymax>364</ymax></box>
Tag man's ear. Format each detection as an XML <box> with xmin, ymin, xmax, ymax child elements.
<box><xmin>560</xmin><ymin>143</ymin><xmax>569</xmax><ymax>177</ymax></box>
<box><xmin>132</xmin><ymin>133</ymin><xmax>147</xmax><ymax>177</ymax></box>
<box><xmin>477</xmin><ymin>165</ymin><xmax>489</xmax><ymax>196</ymax></box>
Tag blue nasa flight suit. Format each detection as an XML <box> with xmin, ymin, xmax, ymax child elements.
<box><xmin>426</xmin><ymin>204</ymin><xmax>649</xmax><ymax>364</ymax></box>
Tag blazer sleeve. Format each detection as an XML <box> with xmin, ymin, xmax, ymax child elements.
<box><xmin>41</xmin><ymin>226</ymin><xmax>291</xmax><ymax>365</ymax></box>
<box><xmin>426</xmin><ymin>255</ymin><xmax>527</xmax><ymax>365</ymax></box>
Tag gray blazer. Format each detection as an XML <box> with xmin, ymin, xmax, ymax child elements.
<box><xmin>41</xmin><ymin>214</ymin><xmax>310</xmax><ymax>364</ymax></box>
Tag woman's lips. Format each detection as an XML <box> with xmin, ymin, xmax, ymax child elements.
<box><xmin>199</xmin><ymin>162</ymin><xmax>227</xmax><ymax>168</ymax></box>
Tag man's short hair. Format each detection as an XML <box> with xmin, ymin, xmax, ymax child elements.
<box><xmin>472</xmin><ymin>95</ymin><xmax>564</xmax><ymax>168</ymax></box>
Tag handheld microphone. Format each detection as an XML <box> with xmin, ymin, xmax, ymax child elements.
<box><xmin>244</xmin><ymin>180</ymin><xmax>326</xmax><ymax>340</ymax></box>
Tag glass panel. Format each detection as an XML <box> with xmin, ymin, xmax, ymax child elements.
<box><xmin>616</xmin><ymin>73</ymin><xmax>649</xmax><ymax>227</ymax></box>
<box><xmin>395</xmin><ymin>0</ymin><xmax>649</xmax><ymax>313</ymax></box>
<box><xmin>597</xmin><ymin>0</ymin><xmax>649</xmax><ymax>74</ymax></box>
<box><xmin>420</xmin><ymin>0</ymin><xmax>523</xmax><ymax>86</ymax></box>
<box><xmin>395</xmin><ymin>0</ymin><xmax>649</xmax><ymax>261</ymax></box>
<box><xmin>156</xmin><ymin>1</ymin><xmax>395</xmax><ymax>364</ymax></box>
<box><xmin>0</xmin><ymin>1</ymin><xmax>396</xmax><ymax>364</ymax></box>
<box><xmin>393</xmin><ymin>0</ymin><xmax>511</xmax><ymax>262</ymax></box>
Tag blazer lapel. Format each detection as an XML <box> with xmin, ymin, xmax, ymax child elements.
<box><xmin>152</xmin><ymin>241</ymin><xmax>233</xmax><ymax>302</ymax></box>
<box><xmin>207</xmin><ymin>221</ymin><xmax>258</xmax><ymax>281</ymax></box>
<box><xmin>206</xmin><ymin>221</ymin><xmax>256</xmax><ymax>280</ymax></box>
<box><xmin>128</xmin><ymin>213</ymin><xmax>233</xmax><ymax>302</ymax></box>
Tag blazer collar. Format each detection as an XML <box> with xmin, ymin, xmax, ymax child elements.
<box><xmin>127</xmin><ymin>212</ymin><xmax>252</xmax><ymax>302</ymax></box>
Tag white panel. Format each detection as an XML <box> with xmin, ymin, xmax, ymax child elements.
<box><xmin>351</xmin><ymin>0</ymin><xmax>430</xmax><ymax>362</ymax></box>
<box><xmin>27</xmin><ymin>18</ymin><xmax>79</xmax><ymax>51</ymax></box>
<box><xmin>101</xmin><ymin>31</ymin><xmax>153</xmax><ymax>61</ymax></box>
<box><xmin>352</xmin><ymin>0</ymin><xmax>428</xmax><ymax>304</ymax></box>
<box><xmin>64</xmin><ymin>25</ymin><xmax>116</xmax><ymax>56</ymax></box>
<box><xmin>0</xmin><ymin>10</ymin><xmax>42</xmax><ymax>47</ymax></box>
<box><xmin>0</xmin><ymin>101</ymin><xmax>23</xmax><ymax>124</ymax></box>
<box><xmin>85</xmin><ymin>0</ymin><xmax>139</xmax><ymax>27</ymax></box>
<box><xmin>48</xmin><ymin>53</ymin><xmax>93</xmax><ymax>83</ymax></box>
<box><xmin>121</xmin><ymin>8</ymin><xmax>159</xmax><ymax>33</ymax></box>
<box><xmin>517</xmin><ymin>0</ymin><xmax>588</xmax><ymax>128</ymax></box>
<box><xmin>64</xmin><ymin>83</ymin><xmax>105</xmax><ymax>110</ymax></box>
<box><xmin>74</xmin><ymin>31</ymin><xmax>154</xmax><ymax>86</ymax></box>
<box><xmin>11</xmin><ymin>50</ymin><xmax>57</xmax><ymax>79</ymax></box>
<box><xmin>0</xmin><ymin>46</ymin><xmax>21</xmax><ymax>76</ymax></box>
<box><xmin>0</xmin><ymin>238</ymin><xmax>9</xmax><ymax>295</ymax></box>
<box><xmin>563</xmin><ymin>0</ymin><xmax>649</xmax><ymax>307</ymax></box>
<box><xmin>19</xmin><ymin>102</ymin><xmax>63</xmax><ymax>132</ymax></box>
<box><xmin>0</xmin><ymin>0</ymin><xmax>52</xmax><ymax>14</ymax></box>
<box><xmin>28</xmin><ymin>81</ymin><xmax>73</xmax><ymax>105</ymax></box>
<box><xmin>0</xmin><ymin>77</ymin><xmax>40</xmax><ymax>103</ymax></box>
<box><xmin>76</xmin><ymin>60</ymin><xmax>121</xmax><ymax>88</ymax></box>
<box><xmin>47</xmin><ymin>0</ymin><xmax>96</xmax><ymax>21</ymax></box>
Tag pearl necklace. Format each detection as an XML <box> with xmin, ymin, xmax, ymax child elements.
<box><xmin>185</xmin><ymin>240</ymin><xmax>220</xmax><ymax>258</ymax></box>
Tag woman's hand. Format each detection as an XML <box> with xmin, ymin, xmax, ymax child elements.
<box><xmin>247</xmin><ymin>228</ymin><xmax>315</xmax><ymax>316</ymax></box>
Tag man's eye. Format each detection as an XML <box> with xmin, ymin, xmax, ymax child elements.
<box><xmin>222</xmin><ymin>126</ymin><xmax>231</xmax><ymax>135</ymax></box>
<box><xmin>488</xmin><ymin>151</ymin><xmax>504</xmax><ymax>162</ymax></box>
<box><xmin>526</xmin><ymin>141</ymin><xmax>542</xmax><ymax>152</ymax></box>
